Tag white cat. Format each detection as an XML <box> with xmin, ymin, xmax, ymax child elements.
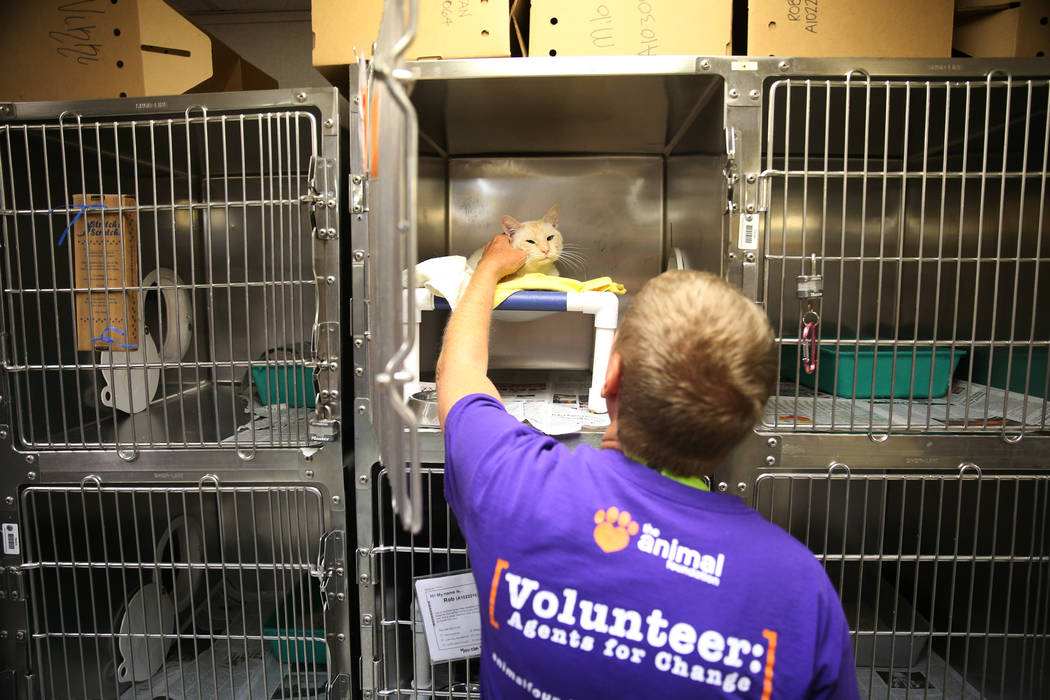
<box><xmin>467</xmin><ymin>205</ymin><xmax>563</xmax><ymax>280</ymax></box>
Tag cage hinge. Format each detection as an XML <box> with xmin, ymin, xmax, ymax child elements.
<box><xmin>326</xmin><ymin>673</ymin><xmax>350</xmax><ymax>700</ymax></box>
<box><xmin>1</xmin><ymin>567</ymin><xmax>24</xmax><ymax>603</ymax></box>
<box><xmin>356</xmin><ymin>547</ymin><xmax>376</xmax><ymax>585</ymax></box>
<box><xmin>350</xmin><ymin>174</ymin><xmax>367</xmax><ymax>215</ymax></box>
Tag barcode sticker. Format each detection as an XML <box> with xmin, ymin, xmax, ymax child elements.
<box><xmin>738</xmin><ymin>215</ymin><xmax>759</xmax><ymax>250</ymax></box>
<box><xmin>3</xmin><ymin>523</ymin><xmax>19</xmax><ymax>555</ymax></box>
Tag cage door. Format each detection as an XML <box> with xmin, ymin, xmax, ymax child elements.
<box><xmin>367</xmin><ymin>0</ymin><xmax>425</xmax><ymax>533</ymax></box>
<box><xmin>761</xmin><ymin>74</ymin><xmax>1050</xmax><ymax>437</ymax></box>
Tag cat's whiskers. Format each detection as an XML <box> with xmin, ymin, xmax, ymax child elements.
<box><xmin>555</xmin><ymin>252</ymin><xmax>587</xmax><ymax>276</ymax></box>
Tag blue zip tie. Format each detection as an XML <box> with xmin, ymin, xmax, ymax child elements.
<box><xmin>50</xmin><ymin>203</ymin><xmax>105</xmax><ymax>246</ymax></box>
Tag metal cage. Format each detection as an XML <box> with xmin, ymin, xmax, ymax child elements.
<box><xmin>754</xmin><ymin>468</ymin><xmax>1050</xmax><ymax>699</ymax></box>
<box><xmin>353</xmin><ymin>55</ymin><xmax>1050</xmax><ymax>700</ymax></box>
<box><xmin>0</xmin><ymin>93</ymin><xmax>340</xmax><ymax>451</ymax></box>
<box><xmin>762</xmin><ymin>74</ymin><xmax>1050</xmax><ymax>438</ymax></box>
<box><xmin>20</xmin><ymin>482</ymin><xmax>333</xmax><ymax>700</ymax></box>
<box><xmin>364</xmin><ymin>466</ymin><xmax>476</xmax><ymax>698</ymax></box>
<box><xmin>0</xmin><ymin>88</ymin><xmax>349</xmax><ymax>700</ymax></box>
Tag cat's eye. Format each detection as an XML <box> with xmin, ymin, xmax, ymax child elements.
<box><xmin>525</xmin><ymin>239</ymin><xmax>535</xmax><ymax>244</ymax></box>
<box><xmin>546</xmin><ymin>235</ymin><xmax>555</xmax><ymax>241</ymax></box>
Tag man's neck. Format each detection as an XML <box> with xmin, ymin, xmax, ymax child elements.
<box><xmin>600</xmin><ymin>417</ymin><xmax>622</xmax><ymax>452</ymax></box>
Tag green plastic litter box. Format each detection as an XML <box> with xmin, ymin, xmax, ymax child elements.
<box><xmin>263</xmin><ymin>578</ymin><xmax>327</xmax><ymax>666</ymax></box>
<box><xmin>781</xmin><ymin>344</ymin><xmax>964</xmax><ymax>399</ymax></box>
<box><xmin>251</xmin><ymin>347</ymin><xmax>316</xmax><ymax>408</ymax></box>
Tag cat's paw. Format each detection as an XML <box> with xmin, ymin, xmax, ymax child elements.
<box><xmin>592</xmin><ymin>506</ymin><xmax>639</xmax><ymax>553</ymax></box>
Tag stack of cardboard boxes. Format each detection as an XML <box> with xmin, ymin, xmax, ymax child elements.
<box><xmin>311</xmin><ymin>0</ymin><xmax>1049</xmax><ymax>72</ymax></box>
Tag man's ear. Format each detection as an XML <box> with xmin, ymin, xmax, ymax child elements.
<box><xmin>601</xmin><ymin>351</ymin><xmax>622</xmax><ymax>400</ymax></box>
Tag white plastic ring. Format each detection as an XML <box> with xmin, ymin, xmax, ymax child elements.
<box><xmin>141</xmin><ymin>268</ymin><xmax>193</xmax><ymax>363</ymax></box>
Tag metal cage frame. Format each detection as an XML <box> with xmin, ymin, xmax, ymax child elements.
<box><xmin>352</xmin><ymin>56</ymin><xmax>1050</xmax><ymax>700</ymax></box>
<box><xmin>0</xmin><ymin>88</ymin><xmax>349</xmax><ymax>699</ymax></box>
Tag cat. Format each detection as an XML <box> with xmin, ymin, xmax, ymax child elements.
<box><xmin>467</xmin><ymin>205</ymin><xmax>563</xmax><ymax>280</ymax></box>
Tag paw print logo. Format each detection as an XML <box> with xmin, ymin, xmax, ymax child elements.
<box><xmin>593</xmin><ymin>506</ymin><xmax>640</xmax><ymax>553</ymax></box>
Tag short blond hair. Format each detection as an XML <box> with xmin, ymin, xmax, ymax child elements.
<box><xmin>613</xmin><ymin>270</ymin><xmax>776</xmax><ymax>478</ymax></box>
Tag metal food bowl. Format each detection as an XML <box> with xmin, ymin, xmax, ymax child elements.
<box><xmin>407</xmin><ymin>390</ymin><xmax>440</xmax><ymax>427</ymax></box>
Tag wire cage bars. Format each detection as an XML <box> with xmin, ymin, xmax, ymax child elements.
<box><xmin>19</xmin><ymin>482</ymin><xmax>332</xmax><ymax>700</ymax></box>
<box><xmin>754</xmin><ymin>467</ymin><xmax>1050</xmax><ymax>700</ymax></box>
<box><xmin>369</xmin><ymin>466</ymin><xmax>479</xmax><ymax>699</ymax></box>
<box><xmin>762</xmin><ymin>74</ymin><xmax>1050</xmax><ymax>438</ymax></box>
<box><xmin>0</xmin><ymin>107</ymin><xmax>325</xmax><ymax>450</ymax></box>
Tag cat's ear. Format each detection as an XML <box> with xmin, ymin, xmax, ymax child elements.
<box><xmin>541</xmin><ymin>205</ymin><xmax>559</xmax><ymax>228</ymax></box>
<box><xmin>502</xmin><ymin>215</ymin><xmax>521</xmax><ymax>235</ymax></box>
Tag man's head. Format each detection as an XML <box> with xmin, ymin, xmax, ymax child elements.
<box><xmin>606</xmin><ymin>270</ymin><xmax>776</xmax><ymax>478</ymax></box>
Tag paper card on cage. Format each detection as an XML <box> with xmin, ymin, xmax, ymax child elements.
<box><xmin>413</xmin><ymin>570</ymin><xmax>482</xmax><ymax>663</ymax></box>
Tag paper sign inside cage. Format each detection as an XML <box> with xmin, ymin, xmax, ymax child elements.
<box><xmin>413</xmin><ymin>570</ymin><xmax>482</xmax><ymax>663</ymax></box>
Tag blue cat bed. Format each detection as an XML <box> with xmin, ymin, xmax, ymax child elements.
<box><xmin>414</xmin><ymin>288</ymin><xmax>619</xmax><ymax>414</ymax></box>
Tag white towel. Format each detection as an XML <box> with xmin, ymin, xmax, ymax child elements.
<box><xmin>415</xmin><ymin>255</ymin><xmax>473</xmax><ymax>310</ymax></box>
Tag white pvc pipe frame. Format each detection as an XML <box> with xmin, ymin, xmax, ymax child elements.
<box><xmin>410</xmin><ymin>288</ymin><xmax>619</xmax><ymax>414</ymax></box>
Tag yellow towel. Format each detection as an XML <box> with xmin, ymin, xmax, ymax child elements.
<box><xmin>493</xmin><ymin>273</ymin><xmax>627</xmax><ymax>307</ymax></box>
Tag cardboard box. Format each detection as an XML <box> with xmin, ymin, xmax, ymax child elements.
<box><xmin>748</xmin><ymin>0</ymin><xmax>954</xmax><ymax>57</ymax></box>
<box><xmin>529</xmin><ymin>0</ymin><xmax>732</xmax><ymax>57</ymax></box>
<box><xmin>954</xmin><ymin>1</ymin><xmax>1050</xmax><ymax>57</ymax></box>
<box><xmin>0</xmin><ymin>0</ymin><xmax>276</xmax><ymax>102</ymax></box>
<box><xmin>72</xmin><ymin>195</ymin><xmax>140</xmax><ymax>352</ymax></box>
<box><xmin>312</xmin><ymin>0</ymin><xmax>526</xmax><ymax>79</ymax></box>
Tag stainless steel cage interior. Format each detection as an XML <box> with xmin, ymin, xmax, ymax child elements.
<box><xmin>21</xmin><ymin>482</ymin><xmax>331</xmax><ymax>700</ymax></box>
<box><xmin>0</xmin><ymin>96</ymin><xmax>336</xmax><ymax>450</ymax></box>
<box><xmin>352</xmin><ymin>58</ymin><xmax>1050</xmax><ymax>700</ymax></box>
<box><xmin>763</xmin><ymin>74</ymin><xmax>1050</xmax><ymax>438</ymax></box>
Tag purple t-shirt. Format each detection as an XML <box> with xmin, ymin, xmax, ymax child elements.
<box><xmin>444</xmin><ymin>394</ymin><xmax>859</xmax><ymax>700</ymax></box>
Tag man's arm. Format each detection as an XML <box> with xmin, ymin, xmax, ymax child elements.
<box><xmin>436</xmin><ymin>234</ymin><xmax>525</xmax><ymax>429</ymax></box>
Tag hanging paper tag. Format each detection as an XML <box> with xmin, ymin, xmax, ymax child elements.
<box><xmin>413</xmin><ymin>570</ymin><xmax>482</xmax><ymax>662</ymax></box>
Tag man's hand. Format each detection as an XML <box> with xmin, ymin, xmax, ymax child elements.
<box><xmin>437</xmin><ymin>234</ymin><xmax>524</xmax><ymax>428</ymax></box>
<box><xmin>477</xmin><ymin>234</ymin><xmax>526</xmax><ymax>280</ymax></box>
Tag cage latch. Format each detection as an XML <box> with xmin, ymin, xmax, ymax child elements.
<box><xmin>326</xmin><ymin>673</ymin><xmax>350</xmax><ymax>699</ymax></box>
<box><xmin>723</xmin><ymin>127</ymin><xmax>739</xmax><ymax>215</ymax></box>
<box><xmin>319</xmin><ymin>530</ymin><xmax>345</xmax><ymax>581</ymax></box>
<box><xmin>797</xmin><ymin>254</ymin><xmax>822</xmax><ymax>374</ymax></box>
<box><xmin>302</xmin><ymin>156</ymin><xmax>338</xmax><ymax>242</ymax></box>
